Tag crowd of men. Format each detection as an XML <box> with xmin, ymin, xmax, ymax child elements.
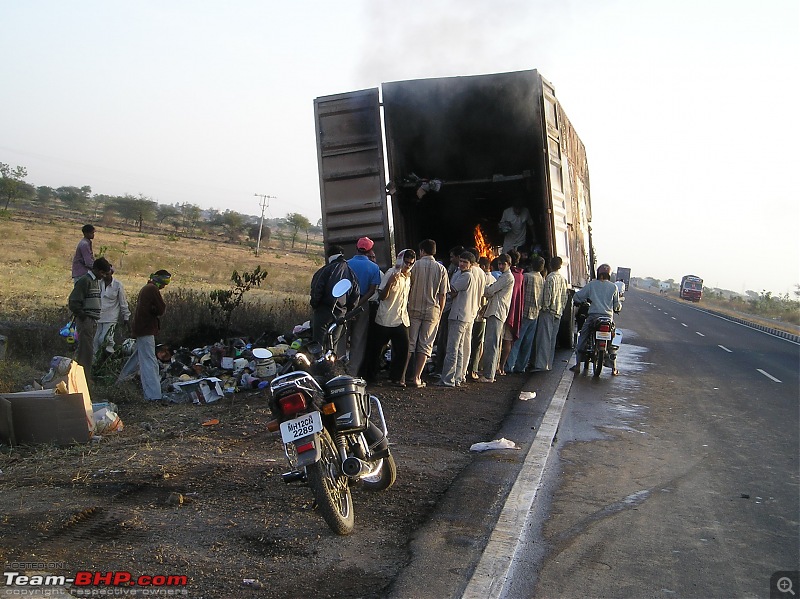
<box><xmin>67</xmin><ymin>221</ymin><xmax>583</xmax><ymax>402</ymax></box>
<box><xmin>68</xmin><ymin>223</ymin><xmax>171</xmax><ymax>401</ymax></box>
<box><xmin>310</xmin><ymin>235</ymin><xmax>571</xmax><ymax>389</ymax></box>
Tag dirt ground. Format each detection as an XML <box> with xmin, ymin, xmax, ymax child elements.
<box><xmin>0</xmin><ymin>367</ymin><xmax>526</xmax><ymax>598</ymax></box>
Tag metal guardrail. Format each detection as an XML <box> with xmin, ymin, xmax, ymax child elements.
<box><xmin>700</xmin><ymin>308</ymin><xmax>800</xmax><ymax>343</ymax></box>
<box><xmin>636</xmin><ymin>288</ymin><xmax>800</xmax><ymax>344</ymax></box>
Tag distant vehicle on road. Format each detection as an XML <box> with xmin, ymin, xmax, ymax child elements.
<box><xmin>616</xmin><ymin>267</ymin><xmax>631</xmax><ymax>291</ymax></box>
<box><xmin>680</xmin><ymin>274</ymin><xmax>703</xmax><ymax>302</ymax></box>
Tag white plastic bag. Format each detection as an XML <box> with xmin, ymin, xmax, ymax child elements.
<box><xmin>94</xmin><ymin>408</ymin><xmax>124</xmax><ymax>434</ymax></box>
<box><xmin>469</xmin><ymin>438</ymin><xmax>519</xmax><ymax>452</ymax></box>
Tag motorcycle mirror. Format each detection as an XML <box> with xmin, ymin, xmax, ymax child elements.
<box><xmin>331</xmin><ymin>279</ymin><xmax>352</xmax><ymax>299</ymax></box>
<box><xmin>306</xmin><ymin>341</ymin><xmax>323</xmax><ymax>355</ymax></box>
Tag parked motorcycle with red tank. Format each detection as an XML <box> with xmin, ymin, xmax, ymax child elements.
<box><xmin>266</xmin><ymin>280</ymin><xmax>396</xmax><ymax>535</ymax></box>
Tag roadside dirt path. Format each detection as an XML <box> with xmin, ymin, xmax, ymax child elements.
<box><xmin>0</xmin><ymin>372</ymin><xmax>528</xmax><ymax>598</ymax></box>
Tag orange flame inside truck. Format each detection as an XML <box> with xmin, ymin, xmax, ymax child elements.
<box><xmin>473</xmin><ymin>224</ymin><xmax>498</xmax><ymax>261</ymax></box>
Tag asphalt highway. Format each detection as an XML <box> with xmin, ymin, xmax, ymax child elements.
<box><xmin>389</xmin><ymin>290</ymin><xmax>798</xmax><ymax>599</ymax></box>
<box><xmin>508</xmin><ymin>290</ymin><xmax>799</xmax><ymax>598</ymax></box>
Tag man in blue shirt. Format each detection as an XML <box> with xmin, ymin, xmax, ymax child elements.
<box><xmin>345</xmin><ymin>237</ymin><xmax>382</xmax><ymax>376</ymax></box>
<box><xmin>570</xmin><ymin>263</ymin><xmax>622</xmax><ymax>374</ymax></box>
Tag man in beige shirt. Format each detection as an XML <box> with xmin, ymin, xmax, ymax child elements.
<box><xmin>406</xmin><ymin>239</ymin><xmax>449</xmax><ymax>388</ymax></box>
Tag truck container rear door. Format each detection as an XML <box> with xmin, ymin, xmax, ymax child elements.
<box><xmin>541</xmin><ymin>77</ymin><xmax>573</xmax><ymax>282</ymax></box>
<box><xmin>314</xmin><ymin>88</ymin><xmax>391</xmax><ymax>267</ymax></box>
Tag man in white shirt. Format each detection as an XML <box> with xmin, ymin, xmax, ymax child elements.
<box><xmin>499</xmin><ymin>199</ymin><xmax>534</xmax><ymax>253</ymax></box>
<box><xmin>364</xmin><ymin>249</ymin><xmax>415</xmax><ymax>385</ymax></box>
<box><xmin>93</xmin><ymin>267</ymin><xmax>131</xmax><ymax>364</ymax></box>
<box><xmin>438</xmin><ymin>251</ymin><xmax>484</xmax><ymax>387</ymax></box>
<box><xmin>478</xmin><ymin>254</ymin><xmax>515</xmax><ymax>383</ymax></box>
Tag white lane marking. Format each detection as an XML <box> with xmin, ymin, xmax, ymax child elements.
<box><xmin>461</xmin><ymin>364</ymin><xmax>574</xmax><ymax>598</ymax></box>
<box><xmin>757</xmin><ymin>369</ymin><xmax>782</xmax><ymax>383</ymax></box>
<box><xmin>681</xmin><ymin>323</ymin><xmax>688</xmax><ymax>327</ymax></box>
<box><xmin>671</xmin><ymin>317</ymin><xmax>677</xmax><ymax>320</ymax></box>
<box><xmin>657</xmin><ymin>295</ymin><xmax>800</xmax><ymax>346</ymax></box>
<box><xmin>696</xmin><ymin>332</ymin><xmax>705</xmax><ymax>337</ymax></box>
<box><xmin>718</xmin><ymin>345</ymin><xmax>732</xmax><ymax>353</ymax></box>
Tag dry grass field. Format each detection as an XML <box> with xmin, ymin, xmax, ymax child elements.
<box><xmin>0</xmin><ymin>211</ymin><xmax>323</xmax><ymax>389</ymax></box>
<box><xmin>0</xmin><ymin>212</ymin><xmax>322</xmax><ymax>318</ymax></box>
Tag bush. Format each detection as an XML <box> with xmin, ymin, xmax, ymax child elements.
<box><xmin>0</xmin><ymin>288</ymin><xmax>310</xmax><ymax>393</ymax></box>
<box><xmin>151</xmin><ymin>288</ymin><xmax>308</xmax><ymax>349</ymax></box>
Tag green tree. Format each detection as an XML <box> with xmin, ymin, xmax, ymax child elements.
<box><xmin>221</xmin><ymin>209</ymin><xmax>244</xmax><ymax>242</ymax></box>
<box><xmin>285</xmin><ymin>212</ymin><xmax>311</xmax><ymax>249</ymax></box>
<box><xmin>56</xmin><ymin>185</ymin><xmax>92</xmax><ymax>211</ymax></box>
<box><xmin>248</xmin><ymin>223</ymin><xmax>271</xmax><ymax>244</ymax></box>
<box><xmin>157</xmin><ymin>204</ymin><xmax>180</xmax><ymax>228</ymax></box>
<box><xmin>180</xmin><ymin>203</ymin><xmax>202</xmax><ymax>235</ymax></box>
<box><xmin>91</xmin><ymin>194</ymin><xmax>117</xmax><ymax>220</ymax></box>
<box><xmin>0</xmin><ymin>163</ymin><xmax>29</xmax><ymax>210</ymax></box>
<box><xmin>207</xmin><ymin>208</ymin><xmax>222</xmax><ymax>226</ymax></box>
<box><xmin>35</xmin><ymin>185</ymin><xmax>56</xmax><ymax>204</ymax></box>
<box><xmin>113</xmin><ymin>195</ymin><xmax>139</xmax><ymax>226</ymax></box>
<box><xmin>112</xmin><ymin>194</ymin><xmax>157</xmax><ymax>231</ymax></box>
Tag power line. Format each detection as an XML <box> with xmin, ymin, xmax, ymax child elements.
<box><xmin>253</xmin><ymin>193</ymin><xmax>276</xmax><ymax>257</ymax></box>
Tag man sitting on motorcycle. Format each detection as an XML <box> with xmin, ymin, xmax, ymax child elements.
<box><xmin>570</xmin><ymin>263</ymin><xmax>622</xmax><ymax>375</ymax></box>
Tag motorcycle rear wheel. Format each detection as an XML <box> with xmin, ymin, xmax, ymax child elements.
<box><xmin>307</xmin><ymin>429</ymin><xmax>355</xmax><ymax>535</ymax></box>
<box><xmin>360</xmin><ymin>455</ymin><xmax>397</xmax><ymax>492</ymax></box>
<box><xmin>593</xmin><ymin>349</ymin><xmax>605</xmax><ymax>377</ymax></box>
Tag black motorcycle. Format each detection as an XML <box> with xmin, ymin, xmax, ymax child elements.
<box><xmin>575</xmin><ymin>302</ymin><xmax>621</xmax><ymax>377</ymax></box>
<box><xmin>266</xmin><ymin>280</ymin><xmax>396</xmax><ymax>534</ymax></box>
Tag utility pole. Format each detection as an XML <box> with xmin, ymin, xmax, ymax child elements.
<box><xmin>253</xmin><ymin>193</ymin><xmax>276</xmax><ymax>257</ymax></box>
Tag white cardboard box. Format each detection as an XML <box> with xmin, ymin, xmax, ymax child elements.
<box><xmin>174</xmin><ymin>377</ymin><xmax>224</xmax><ymax>404</ymax></box>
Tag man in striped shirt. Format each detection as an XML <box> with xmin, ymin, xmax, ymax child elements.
<box><xmin>532</xmin><ymin>256</ymin><xmax>569</xmax><ymax>371</ymax></box>
<box><xmin>506</xmin><ymin>255</ymin><xmax>545</xmax><ymax>373</ymax></box>
<box><xmin>69</xmin><ymin>256</ymin><xmax>113</xmax><ymax>372</ymax></box>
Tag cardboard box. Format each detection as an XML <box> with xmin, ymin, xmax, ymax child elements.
<box><xmin>0</xmin><ymin>392</ymin><xmax>94</xmax><ymax>446</ymax></box>
<box><xmin>174</xmin><ymin>377</ymin><xmax>224</xmax><ymax>404</ymax></box>
<box><xmin>0</xmin><ymin>362</ymin><xmax>95</xmax><ymax>446</ymax></box>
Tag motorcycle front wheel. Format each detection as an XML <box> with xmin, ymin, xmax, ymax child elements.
<box><xmin>307</xmin><ymin>428</ymin><xmax>355</xmax><ymax>535</ymax></box>
<box><xmin>593</xmin><ymin>348</ymin><xmax>605</xmax><ymax>377</ymax></box>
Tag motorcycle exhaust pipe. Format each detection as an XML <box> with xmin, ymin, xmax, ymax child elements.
<box><xmin>342</xmin><ymin>457</ymin><xmax>370</xmax><ymax>478</ymax></box>
<box><xmin>281</xmin><ymin>470</ymin><xmax>306</xmax><ymax>484</ymax></box>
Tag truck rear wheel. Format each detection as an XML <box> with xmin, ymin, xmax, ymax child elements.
<box><xmin>557</xmin><ymin>299</ymin><xmax>575</xmax><ymax>349</ymax></box>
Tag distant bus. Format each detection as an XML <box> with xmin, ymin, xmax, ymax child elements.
<box><xmin>680</xmin><ymin>275</ymin><xmax>703</xmax><ymax>302</ymax></box>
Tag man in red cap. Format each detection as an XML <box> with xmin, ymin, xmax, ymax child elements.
<box><xmin>343</xmin><ymin>236</ymin><xmax>382</xmax><ymax>376</ymax></box>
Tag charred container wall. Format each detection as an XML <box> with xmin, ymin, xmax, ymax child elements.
<box><xmin>382</xmin><ymin>70</ymin><xmax>546</xmax><ymax>260</ymax></box>
<box><xmin>381</xmin><ymin>70</ymin><xmax>592</xmax><ymax>287</ymax></box>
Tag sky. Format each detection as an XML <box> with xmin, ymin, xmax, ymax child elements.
<box><xmin>1</xmin><ymin>0</ymin><xmax>798</xmax><ymax>296</ymax></box>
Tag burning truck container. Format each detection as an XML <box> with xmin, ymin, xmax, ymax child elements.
<box><xmin>314</xmin><ymin>69</ymin><xmax>594</xmax><ymax>346</ymax></box>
